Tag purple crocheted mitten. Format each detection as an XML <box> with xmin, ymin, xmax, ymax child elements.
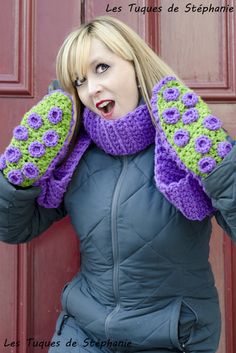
<box><xmin>151</xmin><ymin>76</ymin><xmax>233</xmax><ymax>220</ymax></box>
<box><xmin>0</xmin><ymin>90</ymin><xmax>75</xmax><ymax>187</ymax></box>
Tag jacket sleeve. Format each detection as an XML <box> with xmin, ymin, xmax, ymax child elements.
<box><xmin>0</xmin><ymin>172</ymin><xmax>67</xmax><ymax>244</ymax></box>
<box><xmin>202</xmin><ymin>142</ymin><xmax>236</xmax><ymax>243</ymax></box>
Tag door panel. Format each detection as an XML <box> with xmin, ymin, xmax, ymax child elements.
<box><xmin>0</xmin><ymin>1</ymin><xmax>81</xmax><ymax>353</ymax></box>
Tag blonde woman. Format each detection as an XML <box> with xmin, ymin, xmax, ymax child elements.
<box><xmin>0</xmin><ymin>16</ymin><xmax>235</xmax><ymax>353</ymax></box>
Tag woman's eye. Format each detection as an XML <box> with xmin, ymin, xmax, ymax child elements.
<box><xmin>96</xmin><ymin>63</ymin><xmax>109</xmax><ymax>74</ymax></box>
<box><xmin>74</xmin><ymin>77</ymin><xmax>86</xmax><ymax>87</ymax></box>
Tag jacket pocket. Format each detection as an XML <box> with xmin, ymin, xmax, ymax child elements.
<box><xmin>60</xmin><ymin>274</ymin><xmax>81</xmax><ymax>313</ymax></box>
<box><xmin>170</xmin><ymin>298</ymin><xmax>198</xmax><ymax>351</ymax></box>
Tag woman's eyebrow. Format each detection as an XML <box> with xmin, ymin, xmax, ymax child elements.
<box><xmin>89</xmin><ymin>56</ymin><xmax>109</xmax><ymax>67</ymax></box>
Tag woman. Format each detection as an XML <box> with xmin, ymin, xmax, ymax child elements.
<box><xmin>0</xmin><ymin>16</ymin><xmax>236</xmax><ymax>353</ymax></box>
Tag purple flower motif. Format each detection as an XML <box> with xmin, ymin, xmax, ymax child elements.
<box><xmin>162</xmin><ymin>107</ymin><xmax>180</xmax><ymax>124</ymax></box>
<box><xmin>22</xmin><ymin>162</ymin><xmax>39</xmax><ymax>179</ymax></box>
<box><xmin>182</xmin><ymin>108</ymin><xmax>199</xmax><ymax>125</ymax></box>
<box><xmin>42</xmin><ymin>130</ymin><xmax>59</xmax><ymax>147</ymax></box>
<box><xmin>13</xmin><ymin>125</ymin><xmax>29</xmax><ymax>141</ymax></box>
<box><xmin>203</xmin><ymin>115</ymin><xmax>222</xmax><ymax>131</ymax></box>
<box><xmin>5</xmin><ymin>146</ymin><xmax>22</xmax><ymax>163</ymax></box>
<box><xmin>173</xmin><ymin>129</ymin><xmax>190</xmax><ymax>147</ymax></box>
<box><xmin>48</xmin><ymin>107</ymin><xmax>63</xmax><ymax>124</ymax></box>
<box><xmin>0</xmin><ymin>155</ymin><xmax>6</xmax><ymax>170</ymax></box>
<box><xmin>182</xmin><ymin>92</ymin><xmax>199</xmax><ymax>108</ymax></box>
<box><xmin>7</xmin><ymin>169</ymin><xmax>24</xmax><ymax>185</ymax></box>
<box><xmin>28</xmin><ymin>142</ymin><xmax>45</xmax><ymax>158</ymax></box>
<box><xmin>195</xmin><ymin>135</ymin><xmax>212</xmax><ymax>154</ymax></box>
<box><xmin>27</xmin><ymin>113</ymin><xmax>43</xmax><ymax>130</ymax></box>
<box><xmin>163</xmin><ymin>87</ymin><xmax>180</xmax><ymax>102</ymax></box>
<box><xmin>198</xmin><ymin>157</ymin><xmax>216</xmax><ymax>174</ymax></box>
<box><xmin>217</xmin><ymin>141</ymin><xmax>232</xmax><ymax>158</ymax></box>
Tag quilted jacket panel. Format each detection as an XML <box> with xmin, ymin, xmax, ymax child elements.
<box><xmin>63</xmin><ymin>143</ymin><xmax>221</xmax><ymax>352</ymax></box>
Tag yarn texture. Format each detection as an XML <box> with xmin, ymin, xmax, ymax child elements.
<box><xmin>35</xmin><ymin>104</ymin><xmax>155</xmax><ymax>208</ymax></box>
<box><xmin>151</xmin><ymin>75</ymin><xmax>232</xmax><ymax>220</ymax></box>
<box><xmin>83</xmin><ymin>104</ymin><xmax>155</xmax><ymax>155</ymax></box>
<box><xmin>0</xmin><ymin>90</ymin><xmax>75</xmax><ymax>187</ymax></box>
<box><xmin>0</xmin><ymin>76</ymin><xmax>232</xmax><ymax>220</ymax></box>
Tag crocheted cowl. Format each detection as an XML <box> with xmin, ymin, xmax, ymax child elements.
<box><xmin>34</xmin><ymin>103</ymin><xmax>155</xmax><ymax>208</ymax></box>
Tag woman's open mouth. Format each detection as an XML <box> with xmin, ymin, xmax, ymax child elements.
<box><xmin>96</xmin><ymin>100</ymin><xmax>115</xmax><ymax>119</ymax></box>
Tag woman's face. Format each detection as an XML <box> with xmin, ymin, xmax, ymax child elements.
<box><xmin>75</xmin><ymin>37</ymin><xmax>139</xmax><ymax>120</ymax></box>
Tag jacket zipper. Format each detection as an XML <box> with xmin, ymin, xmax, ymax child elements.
<box><xmin>105</xmin><ymin>156</ymin><xmax>128</xmax><ymax>338</ymax></box>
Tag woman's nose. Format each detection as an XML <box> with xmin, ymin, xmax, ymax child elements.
<box><xmin>87</xmin><ymin>78</ymin><xmax>102</xmax><ymax>97</ymax></box>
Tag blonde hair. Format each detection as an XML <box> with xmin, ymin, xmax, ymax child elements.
<box><xmin>56</xmin><ymin>16</ymin><xmax>178</xmax><ymax>129</ymax></box>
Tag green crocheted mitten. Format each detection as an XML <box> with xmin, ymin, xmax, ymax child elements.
<box><xmin>152</xmin><ymin>76</ymin><xmax>232</xmax><ymax>178</ymax></box>
<box><xmin>0</xmin><ymin>90</ymin><xmax>74</xmax><ymax>187</ymax></box>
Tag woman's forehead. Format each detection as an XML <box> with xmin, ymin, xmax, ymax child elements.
<box><xmin>75</xmin><ymin>37</ymin><xmax>115</xmax><ymax>77</ymax></box>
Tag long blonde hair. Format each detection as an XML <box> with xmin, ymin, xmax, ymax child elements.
<box><xmin>56</xmin><ymin>16</ymin><xmax>178</xmax><ymax>130</ymax></box>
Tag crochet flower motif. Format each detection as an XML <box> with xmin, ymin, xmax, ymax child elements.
<box><xmin>42</xmin><ymin>130</ymin><xmax>59</xmax><ymax>147</ymax></box>
<box><xmin>217</xmin><ymin>141</ymin><xmax>232</xmax><ymax>158</ymax></box>
<box><xmin>28</xmin><ymin>141</ymin><xmax>45</xmax><ymax>158</ymax></box>
<box><xmin>5</xmin><ymin>146</ymin><xmax>22</xmax><ymax>163</ymax></box>
<box><xmin>13</xmin><ymin>125</ymin><xmax>29</xmax><ymax>141</ymax></box>
<box><xmin>203</xmin><ymin>115</ymin><xmax>222</xmax><ymax>131</ymax></box>
<box><xmin>22</xmin><ymin>162</ymin><xmax>39</xmax><ymax>179</ymax></box>
<box><xmin>27</xmin><ymin>113</ymin><xmax>43</xmax><ymax>130</ymax></box>
<box><xmin>182</xmin><ymin>108</ymin><xmax>199</xmax><ymax>125</ymax></box>
<box><xmin>7</xmin><ymin>169</ymin><xmax>24</xmax><ymax>185</ymax></box>
<box><xmin>48</xmin><ymin>107</ymin><xmax>63</xmax><ymax>124</ymax></box>
<box><xmin>195</xmin><ymin>135</ymin><xmax>212</xmax><ymax>154</ymax></box>
<box><xmin>198</xmin><ymin>157</ymin><xmax>216</xmax><ymax>173</ymax></box>
<box><xmin>173</xmin><ymin>129</ymin><xmax>190</xmax><ymax>147</ymax></box>
<box><xmin>162</xmin><ymin>107</ymin><xmax>180</xmax><ymax>124</ymax></box>
<box><xmin>163</xmin><ymin>87</ymin><xmax>180</xmax><ymax>101</ymax></box>
<box><xmin>182</xmin><ymin>92</ymin><xmax>199</xmax><ymax>108</ymax></box>
<box><xmin>0</xmin><ymin>155</ymin><xmax>6</xmax><ymax>170</ymax></box>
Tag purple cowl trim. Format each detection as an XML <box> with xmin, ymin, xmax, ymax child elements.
<box><xmin>35</xmin><ymin>132</ymin><xmax>91</xmax><ymax>208</ymax></box>
<box><xmin>151</xmin><ymin>76</ymin><xmax>215</xmax><ymax>220</ymax></box>
<box><xmin>83</xmin><ymin>104</ymin><xmax>155</xmax><ymax>155</ymax></box>
<box><xmin>31</xmin><ymin>89</ymin><xmax>79</xmax><ymax>207</ymax></box>
<box><xmin>37</xmin><ymin>103</ymin><xmax>155</xmax><ymax>207</ymax></box>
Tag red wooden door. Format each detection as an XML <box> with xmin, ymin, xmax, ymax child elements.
<box><xmin>0</xmin><ymin>1</ymin><xmax>236</xmax><ymax>353</ymax></box>
<box><xmin>0</xmin><ymin>1</ymin><xmax>81</xmax><ymax>353</ymax></box>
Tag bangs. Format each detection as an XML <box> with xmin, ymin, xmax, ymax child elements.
<box><xmin>56</xmin><ymin>28</ymin><xmax>92</xmax><ymax>93</ymax></box>
<box><xmin>73</xmin><ymin>31</ymin><xmax>91</xmax><ymax>82</ymax></box>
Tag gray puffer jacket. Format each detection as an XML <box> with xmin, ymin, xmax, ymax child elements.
<box><xmin>1</xmin><ymin>141</ymin><xmax>236</xmax><ymax>353</ymax></box>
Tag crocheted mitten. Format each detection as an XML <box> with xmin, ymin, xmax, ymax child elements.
<box><xmin>151</xmin><ymin>76</ymin><xmax>233</xmax><ymax>220</ymax></box>
<box><xmin>0</xmin><ymin>90</ymin><xmax>74</xmax><ymax>187</ymax></box>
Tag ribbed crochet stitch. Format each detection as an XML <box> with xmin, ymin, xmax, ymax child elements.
<box><xmin>83</xmin><ymin>104</ymin><xmax>155</xmax><ymax>155</ymax></box>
